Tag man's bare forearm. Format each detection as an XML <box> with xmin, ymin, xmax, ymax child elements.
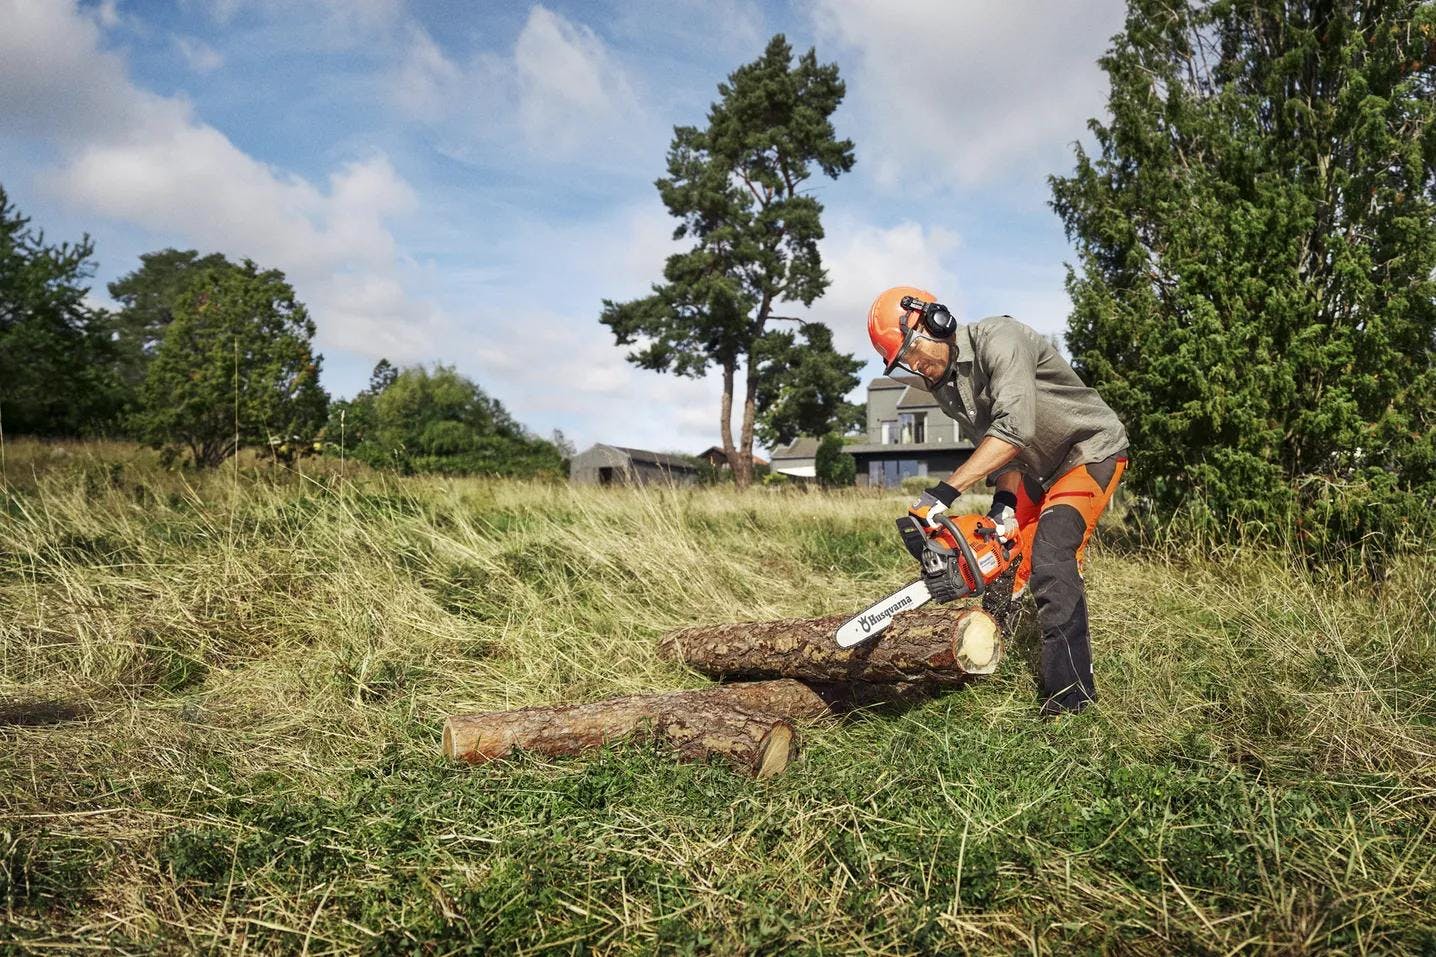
<box><xmin>940</xmin><ymin>436</ymin><xmax>1021</xmax><ymax>494</ymax></box>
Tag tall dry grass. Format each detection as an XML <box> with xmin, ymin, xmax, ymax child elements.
<box><xmin>1</xmin><ymin>438</ymin><xmax>1433</xmax><ymax>954</ymax></box>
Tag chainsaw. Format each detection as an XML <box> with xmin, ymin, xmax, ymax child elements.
<box><xmin>835</xmin><ymin>509</ymin><xmax>1022</xmax><ymax>648</ymax></box>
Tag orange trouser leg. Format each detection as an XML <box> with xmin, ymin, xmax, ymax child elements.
<box><xmin>1009</xmin><ymin>455</ymin><xmax>1126</xmax><ymax>715</ymax></box>
<box><xmin>1011</xmin><ymin>457</ymin><xmax>1126</xmax><ymax>594</ymax></box>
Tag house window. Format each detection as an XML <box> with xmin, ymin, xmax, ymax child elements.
<box><xmin>881</xmin><ymin>420</ymin><xmax>898</xmax><ymax>444</ymax></box>
<box><xmin>899</xmin><ymin>412</ymin><xmax>926</xmax><ymax>444</ymax></box>
<box><xmin>875</xmin><ymin>459</ymin><xmax>928</xmax><ymax>486</ymax></box>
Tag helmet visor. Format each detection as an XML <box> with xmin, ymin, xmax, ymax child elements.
<box><xmin>882</xmin><ymin>322</ymin><xmax>919</xmax><ymax>376</ymax></box>
<box><xmin>885</xmin><ymin>327</ymin><xmax>950</xmax><ymax>390</ymax></box>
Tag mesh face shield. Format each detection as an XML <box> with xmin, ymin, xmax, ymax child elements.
<box><xmin>882</xmin><ymin>320</ymin><xmax>921</xmax><ymax>376</ymax></box>
<box><xmin>885</xmin><ymin>323</ymin><xmax>955</xmax><ymax>391</ymax></box>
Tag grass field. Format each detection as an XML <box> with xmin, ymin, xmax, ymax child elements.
<box><xmin>2</xmin><ymin>439</ymin><xmax>1434</xmax><ymax>954</ymax></box>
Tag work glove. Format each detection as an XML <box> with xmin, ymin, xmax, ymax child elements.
<box><xmin>986</xmin><ymin>490</ymin><xmax>1020</xmax><ymax>540</ymax></box>
<box><xmin>909</xmin><ymin>480</ymin><xmax>960</xmax><ymax>531</ymax></box>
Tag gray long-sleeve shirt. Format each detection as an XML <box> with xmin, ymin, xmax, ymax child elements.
<box><xmin>929</xmin><ymin>315</ymin><xmax>1129</xmax><ymax>488</ymax></box>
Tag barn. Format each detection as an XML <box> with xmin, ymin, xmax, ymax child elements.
<box><xmin>569</xmin><ymin>444</ymin><xmax>701</xmax><ymax>487</ymax></box>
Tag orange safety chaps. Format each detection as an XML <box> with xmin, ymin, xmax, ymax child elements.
<box><xmin>1007</xmin><ymin>453</ymin><xmax>1127</xmax><ymax>715</ymax></box>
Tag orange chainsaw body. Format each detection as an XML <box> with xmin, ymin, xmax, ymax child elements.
<box><xmin>899</xmin><ymin>509</ymin><xmax>1022</xmax><ymax>602</ymax></box>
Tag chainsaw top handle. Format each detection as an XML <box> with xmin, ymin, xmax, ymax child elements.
<box><xmin>932</xmin><ymin>511</ymin><xmax>986</xmax><ymax>598</ymax></box>
<box><xmin>896</xmin><ymin>512</ymin><xmax>986</xmax><ymax>599</ymax></box>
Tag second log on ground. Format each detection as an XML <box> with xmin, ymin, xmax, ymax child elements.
<box><xmin>442</xmin><ymin>678</ymin><xmax>836</xmax><ymax>779</ymax></box>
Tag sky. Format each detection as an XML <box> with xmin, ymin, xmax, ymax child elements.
<box><xmin>0</xmin><ymin>0</ymin><xmax>1129</xmax><ymax>454</ymax></box>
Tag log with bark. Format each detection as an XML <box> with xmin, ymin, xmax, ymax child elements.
<box><xmin>658</xmin><ymin>605</ymin><xmax>1001</xmax><ymax>685</ymax></box>
<box><xmin>442</xmin><ymin>678</ymin><xmax>835</xmax><ymax>778</ymax></box>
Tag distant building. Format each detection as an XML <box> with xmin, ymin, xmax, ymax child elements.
<box><xmin>569</xmin><ymin>444</ymin><xmax>701</xmax><ymax>486</ymax></box>
<box><xmin>697</xmin><ymin>446</ymin><xmax>769</xmax><ymax>471</ymax></box>
<box><xmin>769</xmin><ymin>436</ymin><xmax>821</xmax><ymax>479</ymax></box>
<box><xmin>846</xmin><ymin>376</ymin><xmax>974</xmax><ymax>487</ymax></box>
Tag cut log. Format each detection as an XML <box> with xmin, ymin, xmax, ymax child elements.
<box><xmin>658</xmin><ymin>606</ymin><xmax>1002</xmax><ymax>685</ymax></box>
<box><xmin>442</xmin><ymin>678</ymin><xmax>831</xmax><ymax>778</ymax></box>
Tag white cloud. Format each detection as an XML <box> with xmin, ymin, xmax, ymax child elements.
<box><xmin>389</xmin><ymin>24</ymin><xmax>461</xmax><ymax>123</ymax></box>
<box><xmin>510</xmin><ymin>6</ymin><xmax>638</xmax><ymax>154</ymax></box>
<box><xmin>464</xmin><ymin>308</ymin><xmax>726</xmax><ymax>454</ymax></box>
<box><xmin>174</xmin><ymin>34</ymin><xmax>224</xmax><ymax>72</ymax></box>
<box><xmin>812</xmin><ymin>0</ymin><xmax>1125</xmax><ymax>189</ymax></box>
<box><xmin>808</xmin><ymin>217</ymin><xmax>963</xmax><ymax>363</ymax></box>
<box><xmin>2</xmin><ymin>0</ymin><xmax>444</xmax><ymax>366</ymax></box>
<box><xmin>388</xmin><ymin>6</ymin><xmax>645</xmax><ymax>162</ymax></box>
<box><xmin>0</xmin><ymin>0</ymin><xmax>144</xmax><ymax>141</ymax></box>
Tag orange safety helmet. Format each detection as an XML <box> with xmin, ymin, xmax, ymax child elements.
<box><xmin>868</xmin><ymin>285</ymin><xmax>955</xmax><ymax>375</ymax></box>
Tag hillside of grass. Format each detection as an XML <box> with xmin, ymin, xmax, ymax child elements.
<box><xmin>2</xmin><ymin>440</ymin><xmax>1434</xmax><ymax>954</ymax></box>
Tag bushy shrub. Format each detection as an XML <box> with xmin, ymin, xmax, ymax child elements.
<box><xmin>133</xmin><ymin>261</ymin><xmax>327</xmax><ymax>468</ymax></box>
<box><xmin>329</xmin><ymin>363</ymin><xmax>564</xmax><ymax>479</ymax></box>
<box><xmin>1051</xmin><ymin>0</ymin><xmax>1436</xmax><ymax>568</ymax></box>
<box><xmin>814</xmin><ymin>434</ymin><xmax>855</xmax><ymax>488</ymax></box>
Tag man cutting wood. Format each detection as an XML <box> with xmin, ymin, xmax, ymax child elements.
<box><xmin>867</xmin><ymin>286</ymin><xmax>1129</xmax><ymax>717</ymax></box>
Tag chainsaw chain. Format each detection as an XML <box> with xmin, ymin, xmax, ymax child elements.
<box><xmin>981</xmin><ymin>555</ymin><xmax>1024</xmax><ymax>636</ymax></box>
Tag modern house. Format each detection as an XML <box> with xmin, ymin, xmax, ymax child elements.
<box><xmin>569</xmin><ymin>444</ymin><xmax>700</xmax><ymax>486</ymax></box>
<box><xmin>846</xmin><ymin>376</ymin><xmax>974</xmax><ymax>487</ymax></box>
<box><xmin>768</xmin><ymin>436</ymin><xmax>821</xmax><ymax>479</ymax></box>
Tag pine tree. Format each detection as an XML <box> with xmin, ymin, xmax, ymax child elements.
<box><xmin>754</xmin><ymin>323</ymin><xmax>864</xmax><ymax>448</ymax></box>
<box><xmin>601</xmin><ymin>35</ymin><xmax>856</xmax><ymax>488</ymax></box>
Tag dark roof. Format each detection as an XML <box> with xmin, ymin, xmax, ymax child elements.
<box><xmin>770</xmin><ymin>436</ymin><xmax>821</xmax><ymax>460</ymax></box>
<box><xmin>896</xmin><ymin>385</ymin><xmax>940</xmax><ymax>410</ymax></box>
<box><xmin>698</xmin><ymin>446</ymin><xmax>769</xmax><ymax>466</ymax></box>
<box><xmin>871</xmin><ymin>374</ymin><xmax>926</xmax><ymax>391</ymax></box>
<box><xmin>613</xmin><ymin>446</ymin><xmax>699</xmax><ymax>470</ymax></box>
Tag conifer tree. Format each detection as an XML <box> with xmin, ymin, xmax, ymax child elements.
<box><xmin>601</xmin><ymin>35</ymin><xmax>856</xmax><ymax>488</ymax></box>
<box><xmin>1051</xmin><ymin>0</ymin><xmax>1436</xmax><ymax>555</ymax></box>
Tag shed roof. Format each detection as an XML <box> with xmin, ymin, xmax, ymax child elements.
<box><xmin>612</xmin><ymin>446</ymin><xmax>699</xmax><ymax>470</ymax></box>
<box><xmin>770</xmin><ymin>436</ymin><xmax>821</xmax><ymax>461</ymax></box>
<box><xmin>698</xmin><ymin>446</ymin><xmax>769</xmax><ymax>467</ymax></box>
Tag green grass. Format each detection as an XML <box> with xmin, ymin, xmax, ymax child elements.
<box><xmin>1</xmin><ymin>438</ymin><xmax>1433</xmax><ymax>954</ymax></box>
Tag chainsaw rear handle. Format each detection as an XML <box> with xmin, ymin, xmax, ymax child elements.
<box><xmin>971</xmin><ymin>517</ymin><xmax>1015</xmax><ymax>562</ymax></box>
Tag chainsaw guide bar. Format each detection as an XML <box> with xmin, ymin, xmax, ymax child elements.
<box><xmin>834</xmin><ymin>579</ymin><xmax>932</xmax><ymax>648</ymax></box>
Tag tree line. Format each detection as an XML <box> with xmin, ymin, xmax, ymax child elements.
<box><xmin>0</xmin><ymin>186</ymin><xmax>567</xmax><ymax>477</ymax></box>
<box><xmin>612</xmin><ymin>11</ymin><xmax>1434</xmax><ymax>556</ymax></box>
<box><xmin>6</xmin><ymin>3</ymin><xmax>1430</xmax><ymax>542</ymax></box>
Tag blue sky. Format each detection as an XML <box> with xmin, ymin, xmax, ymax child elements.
<box><xmin>1</xmin><ymin>0</ymin><xmax>1128</xmax><ymax>453</ymax></box>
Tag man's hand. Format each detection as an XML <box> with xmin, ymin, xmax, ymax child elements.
<box><xmin>909</xmin><ymin>480</ymin><xmax>959</xmax><ymax>531</ymax></box>
<box><xmin>987</xmin><ymin>490</ymin><xmax>1019</xmax><ymax>540</ymax></box>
